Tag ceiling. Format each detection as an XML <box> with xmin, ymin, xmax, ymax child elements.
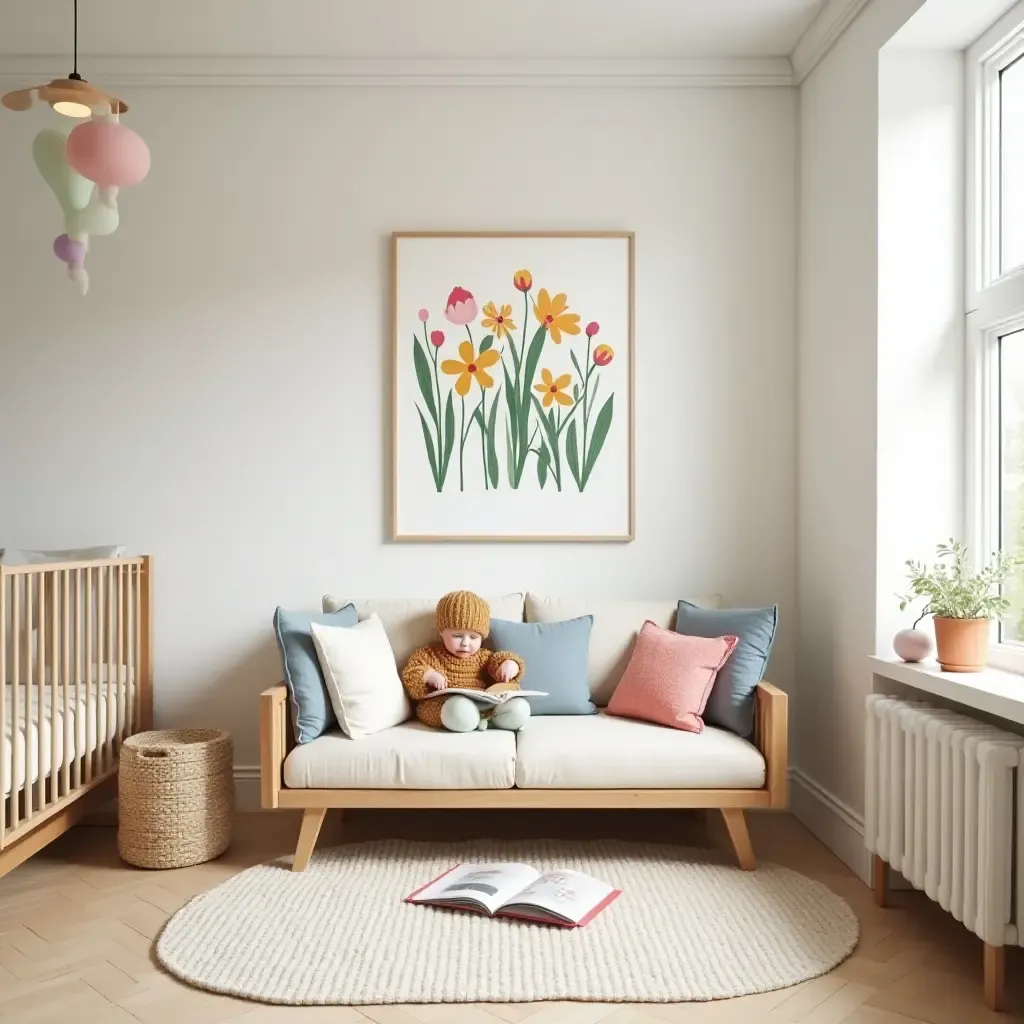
<box><xmin>0</xmin><ymin>0</ymin><xmax>828</xmax><ymax>59</ymax></box>
<box><xmin>890</xmin><ymin>0</ymin><xmax>1020</xmax><ymax>48</ymax></box>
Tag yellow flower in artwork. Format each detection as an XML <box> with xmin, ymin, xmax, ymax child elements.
<box><xmin>441</xmin><ymin>340</ymin><xmax>500</xmax><ymax>396</ymax></box>
<box><xmin>480</xmin><ymin>301</ymin><xmax>517</xmax><ymax>341</ymax></box>
<box><xmin>533</xmin><ymin>288</ymin><xmax>581</xmax><ymax>344</ymax></box>
<box><xmin>534</xmin><ymin>368</ymin><xmax>574</xmax><ymax>408</ymax></box>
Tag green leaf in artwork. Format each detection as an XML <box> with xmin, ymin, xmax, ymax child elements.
<box><xmin>530</xmin><ymin>394</ymin><xmax>560</xmax><ymax>456</ymax></box>
<box><xmin>479</xmin><ymin>334</ymin><xmax>495</xmax><ymax>354</ymax></box>
<box><xmin>505</xmin><ymin>421</ymin><xmax>516</xmax><ymax>487</ymax></box>
<box><xmin>566</xmin><ymin>420</ymin><xmax>582</xmax><ymax>490</ymax></box>
<box><xmin>413</xmin><ymin>337</ymin><xmax>437</xmax><ymax>428</ymax></box>
<box><xmin>416</xmin><ymin>404</ymin><xmax>440</xmax><ymax>491</ymax></box>
<box><xmin>573</xmin><ymin>383</ymin><xmax>580</xmax><ymax>402</ymax></box>
<box><xmin>517</xmin><ymin>325</ymin><xmax>548</xmax><ymax>482</ymax></box>
<box><xmin>486</xmin><ymin>386</ymin><xmax>501</xmax><ymax>488</ymax></box>
<box><xmin>537</xmin><ymin>441</ymin><xmax>551</xmax><ymax>489</ymax></box>
<box><xmin>581</xmin><ymin>394</ymin><xmax>614</xmax><ymax>489</ymax></box>
<box><xmin>441</xmin><ymin>391</ymin><xmax>455</xmax><ymax>481</ymax></box>
<box><xmin>522</xmin><ymin>325</ymin><xmax>548</xmax><ymax>405</ymax></box>
<box><xmin>508</xmin><ymin>332</ymin><xmax>522</xmax><ymax>378</ymax></box>
<box><xmin>503</xmin><ymin>362</ymin><xmax>520</xmax><ymax>486</ymax></box>
<box><xmin>570</xmin><ymin>349</ymin><xmax>585</xmax><ymax>383</ymax></box>
<box><xmin>503</xmin><ymin>362</ymin><xmax>519</xmax><ymax>425</ymax></box>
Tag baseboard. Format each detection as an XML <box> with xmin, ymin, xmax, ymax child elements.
<box><xmin>234</xmin><ymin>765</ymin><xmax>263</xmax><ymax>813</ymax></box>
<box><xmin>789</xmin><ymin>767</ymin><xmax>872</xmax><ymax>884</ymax></box>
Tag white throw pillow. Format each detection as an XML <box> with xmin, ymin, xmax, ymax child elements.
<box><xmin>310</xmin><ymin>615</ymin><xmax>410</xmax><ymax>739</ymax></box>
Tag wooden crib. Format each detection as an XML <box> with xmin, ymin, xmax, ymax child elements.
<box><xmin>1</xmin><ymin>556</ymin><xmax>152</xmax><ymax>877</ymax></box>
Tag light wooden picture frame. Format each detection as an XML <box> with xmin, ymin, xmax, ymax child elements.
<box><xmin>391</xmin><ymin>231</ymin><xmax>635</xmax><ymax>542</ymax></box>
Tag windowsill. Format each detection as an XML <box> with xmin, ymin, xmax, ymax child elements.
<box><xmin>869</xmin><ymin>655</ymin><xmax>1024</xmax><ymax>725</ymax></box>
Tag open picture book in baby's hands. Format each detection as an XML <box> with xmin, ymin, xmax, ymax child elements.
<box><xmin>405</xmin><ymin>863</ymin><xmax>621</xmax><ymax>927</ymax></box>
<box><xmin>420</xmin><ymin>688</ymin><xmax>548</xmax><ymax>706</ymax></box>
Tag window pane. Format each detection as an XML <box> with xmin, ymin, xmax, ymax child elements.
<box><xmin>1000</xmin><ymin>327</ymin><xmax>1024</xmax><ymax>642</ymax></box>
<box><xmin>1002</xmin><ymin>55</ymin><xmax>1024</xmax><ymax>274</ymax></box>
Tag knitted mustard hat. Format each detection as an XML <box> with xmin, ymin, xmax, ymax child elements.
<box><xmin>435</xmin><ymin>590</ymin><xmax>490</xmax><ymax>638</ymax></box>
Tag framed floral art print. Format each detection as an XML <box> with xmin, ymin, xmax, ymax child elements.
<box><xmin>391</xmin><ymin>231</ymin><xmax>634</xmax><ymax>542</ymax></box>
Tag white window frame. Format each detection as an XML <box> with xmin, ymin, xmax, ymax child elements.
<box><xmin>966</xmin><ymin>0</ymin><xmax>1024</xmax><ymax>672</ymax></box>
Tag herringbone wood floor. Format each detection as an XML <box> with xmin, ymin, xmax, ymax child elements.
<box><xmin>1</xmin><ymin>810</ymin><xmax>1022</xmax><ymax>1024</ymax></box>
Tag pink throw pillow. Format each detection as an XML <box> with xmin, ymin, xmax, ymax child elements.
<box><xmin>606</xmin><ymin>621</ymin><xmax>738</xmax><ymax>733</ymax></box>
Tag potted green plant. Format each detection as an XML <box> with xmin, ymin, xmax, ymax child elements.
<box><xmin>900</xmin><ymin>539</ymin><xmax>1021</xmax><ymax>672</ymax></box>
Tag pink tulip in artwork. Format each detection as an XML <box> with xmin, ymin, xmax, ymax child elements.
<box><xmin>444</xmin><ymin>286</ymin><xmax>478</xmax><ymax>326</ymax></box>
<box><xmin>430</xmin><ymin>330</ymin><xmax>445</xmax><ymax>347</ymax></box>
<box><xmin>418</xmin><ymin>308</ymin><xmax>429</xmax><ymax>322</ymax></box>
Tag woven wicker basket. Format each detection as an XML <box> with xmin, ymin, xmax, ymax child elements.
<box><xmin>118</xmin><ymin>729</ymin><xmax>233</xmax><ymax>869</ymax></box>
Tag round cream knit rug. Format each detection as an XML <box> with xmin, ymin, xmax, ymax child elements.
<box><xmin>156</xmin><ymin>838</ymin><xmax>858</xmax><ymax>1005</ymax></box>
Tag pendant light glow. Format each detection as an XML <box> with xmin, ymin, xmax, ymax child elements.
<box><xmin>52</xmin><ymin>100</ymin><xmax>92</xmax><ymax>117</ymax></box>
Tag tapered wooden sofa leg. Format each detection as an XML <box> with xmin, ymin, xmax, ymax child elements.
<box><xmin>293</xmin><ymin>809</ymin><xmax>327</xmax><ymax>872</ymax></box>
<box><xmin>720</xmin><ymin>808</ymin><xmax>756</xmax><ymax>870</ymax></box>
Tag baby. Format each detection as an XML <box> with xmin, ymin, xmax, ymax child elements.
<box><xmin>401</xmin><ymin>590</ymin><xmax>530</xmax><ymax>732</ymax></box>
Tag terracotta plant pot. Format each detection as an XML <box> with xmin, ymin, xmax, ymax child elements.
<box><xmin>932</xmin><ymin>617</ymin><xmax>991</xmax><ymax>672</ymax></box>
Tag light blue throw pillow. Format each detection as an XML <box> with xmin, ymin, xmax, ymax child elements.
<box><xmin>487</xmin><ymin>616</ymin><xmax>595</xmax><ymax>716</ymax></box>
<box><xmin>675</xmin><ymin>600</ymin><xmax>778</xmax><ymax>737</ymax></box>
<box><xmin>274</xmin><ymin>604</ymin><xmax>358</xmax><ymax>743</ymax></box>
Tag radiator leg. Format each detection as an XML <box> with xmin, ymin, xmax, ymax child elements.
<box><xmin>984</xmin><ymin>943</ymin><xmax>1005</xmax><ymax>1012</ymax></box>
<box><xmin>292</xmin><ymin>808</ymin><xmax>327</xmax><ymax>873</ymax></box>
<box><xmin>872</xmin><ymin>854</ymin><xmax>888</xmax><ymax>908</ymax></box>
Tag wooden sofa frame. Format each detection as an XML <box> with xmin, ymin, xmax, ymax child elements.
<box><xmin>260</xmin><ymin>680</ymin><xmax>788</xmax><ymax>872</ymax></box>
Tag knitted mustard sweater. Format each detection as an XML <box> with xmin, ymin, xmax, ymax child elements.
<box><xmin>401</xmin><ymin>645</ymin><xmax>526</xmax><ymax>728</ymax></box>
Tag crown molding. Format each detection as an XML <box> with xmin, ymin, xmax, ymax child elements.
<box><xmin>0</xmin><ymin>54</ymin><xmax>795</xmax><ymax>89</ymax></box>
<box><xmin>790</xmin><ymin>0</ymin><xmax>872</xmax><ymax>83</ymax></box>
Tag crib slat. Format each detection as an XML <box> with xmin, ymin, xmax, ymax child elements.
<box><xmin>25</xmin><ymin>576</ymin><xmax>34</xmax><ymax>821</ymax></box>
<box><xmin>73</xmin><ymin>569</ymin><xmax>82</xmax><ymax>791</ymax></box>
<box><xmin>133</xmin><ymin>564</ymin><xmax>143</xmax><ymax>731</ymax></box>
<box><xmin>126</xmin><ymin>566</ymin><xmax>135</xmax><ymax>738</ymax></box>
<box><xmin>98</xmin><ymin>566</ymin><xmax>108</xmax><ymax>776</ymax></box>
<box><xmin>85</xmin><ymin>569</ymin><xmax>94</xmax><ymax>785</ymax></box>
<box><xmin>116</xmin><ymin>565</ymin><xmax>125</xmax><ymax>750</ymax></box>
<box><xmin>11</xmin><ymin>577</ymin><xmax>21</xmax><ymax>832</ymax></box>
<box><xmin>105</xmin><ymin>565</ymin><xmax>114</xmax><ymax>771</ymax></box>
<box><xmin>37</xmin><ymin>574</ymin><xmax>47</xmax><ymax>812</ymax></box>
<box><xmin>0</xmin><ymin>571</ymin><xmax>7</xmax><ymax>847</ymax></box>
<box><xmin>51</xmin><ymin>572</ymin><xmax>60</xmax><ymax>803</ymax></box>
<box><xmin>61</xmin><ymin>570</ymin><xmax>71</xmax><ymax>797</ymax></box>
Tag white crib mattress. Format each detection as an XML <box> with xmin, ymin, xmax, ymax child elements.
<box><xmin>3</xmin><ymin>674</ymin><xmax>134</xmax><ymax>796</ymax></box>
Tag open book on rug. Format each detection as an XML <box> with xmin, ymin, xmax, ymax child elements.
<box><xmin>419</xmin><ymin>688</ymin><xmax>548</xmax><ymax>706</ymax></box>
<box><xmin>405</xmin><ymin>862</ymin><xmax>621</xmax><ymax>927</ymax></box>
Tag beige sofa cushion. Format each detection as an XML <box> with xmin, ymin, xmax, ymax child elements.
<box><xmin>321</xmin><ymin>594</ymin><xmax>525</xmax><ymax>670</ymax></box>
<box><xmin>524</xmin><ymin>594</ymin><xmax>722</xmax><ymax>705</ymax></box>
<box><xmin>514</xmin><ymin>712</ymin><xmax>765</xmax><ymax>789</ymax></box>
<box><xmin>283</xmin><ymin>721</ymin><xmax>516</xmax><ymax>789</ymax></box>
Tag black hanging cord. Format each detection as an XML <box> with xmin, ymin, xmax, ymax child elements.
<box><xmin>70</xmin><ymin>0</ymin><xmax>82</xmax><ymax>80</ymax></box>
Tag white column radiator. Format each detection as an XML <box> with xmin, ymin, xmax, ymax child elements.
<box><xmin>864</xmin><ymin>694</ymin><xmax>1024</xmax><ymax>948</ymax></box>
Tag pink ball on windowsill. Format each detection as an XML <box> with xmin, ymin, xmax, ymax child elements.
<box><xmin>893</xmin><ymin>628</ymin><xmax>933</xmax><ymax>663</ymax></box>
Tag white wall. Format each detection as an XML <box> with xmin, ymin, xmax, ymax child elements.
<box><xmin>0</xmin><ymin>84</ymin><xmax>797</xmax><ymax>773</ymax></box>
<box><xmin>877</xmin><ymin>50</ymin><xmax>964</xmax><ymax>652</ymax></box>
<box><xmin>795</xmin><ymin>0</ymin><xmax>929</xmax><ymax>874</ymax></box>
